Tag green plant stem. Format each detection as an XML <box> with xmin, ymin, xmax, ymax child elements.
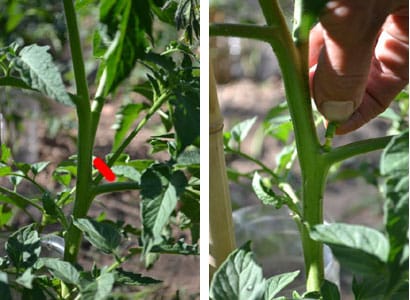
<box><xmin>92</xmin><ymin>182</ymin><xmax>140</xmax><ymax>197</ymax></box>
<box><xmin>226</xmin><ymin>146</ymin><xmax>279</xmax><ymax>181</ymax></box>
<box><xmin>0</xmin><ymin>186</ymin><xmax>43</xmax><ymax>211</ymax></box>
<box><xmin>62</xmin><ymin>0</ymin><xmax>90</xmax><ymax>102</ymax></box>
<box><xmin>259</xmin><ymin>0</ymin><xmax>324</xmax><ymax>291</ymax></box>
<box><xmin>324</xmin><ymin>136</ymin><xmax>394</xmax><ymax>165</ymax></box>
<box><xmin>93</xmin><ymin>92</ymin><xmax>170</xmax><ymax>185</ymax></box>
<box><xmin>62</xmin><ymin>0</ymin><xmax>94</xmax><ymax>263</ymax></box>
<box><xmin>210</xmin><ymin>23</ymin><xmax>278</xmax><ymax>42</ymax></box>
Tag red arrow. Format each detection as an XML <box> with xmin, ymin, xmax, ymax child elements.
<box><xmin>93</xmin><ymin>157</ymin><xmax>116</xmax><ymax>182</ymax></box>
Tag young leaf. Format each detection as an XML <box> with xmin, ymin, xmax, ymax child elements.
<box><xmin>73</xmin><ymin>218</ymin><xmax>121</xmax><ymax>254</ymax></box>
<box><xmin>30</xmin><ymin>161</ymin><xmax>50</xmax><ymax>176</ymax></box>
<box><xmin>230</xmin><ymin>117</ymin><xmax>257</xmax><ymax>145</ymax></box>
<box><xmin>310</xmin><ymin>223</ymin><xmax>389</xmax><ymax>275</ymax></box>
<box><xmin>264</xmin><ymin>270</ymin><xmax>300</xmax><ymax>299</ymax></box>
<box><xmin>12</xmin><ymin>45</ymin><xmax>73</xmax><ymax>106</ymax></box>
<box><xmin>210</xmin><ymin>241</ymin><xmax>265</xmax><ymax>300</ymax></box>
<box><xmin>252</xmin><ymin>172</ymin><xmax>285</xmax><ymax>208</ymax></box>
<box><xmin>6</xmin><ymin>224</ymin><xmax>41</xmax><ymax>269</ymax></box>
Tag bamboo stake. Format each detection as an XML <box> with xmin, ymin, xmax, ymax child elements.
<box><xmin>209</xmin><ymin>63</ymin><xmax>236</xmax><ymax>280</ymax></box>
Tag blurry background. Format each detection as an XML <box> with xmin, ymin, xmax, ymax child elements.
<box><xmin>210</xmin><ymin>0</ymin><xmax>408</xmax><ymax>299</ymax></box>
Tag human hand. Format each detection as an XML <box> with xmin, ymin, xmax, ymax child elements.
<box><xmin>309</xmin><ymin>1</ymin><xmax>408</xmax><ymax>134</ymax></box>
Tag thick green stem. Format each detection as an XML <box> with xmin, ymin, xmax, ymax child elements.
<box><xmin>92</xmin><ymin>182</ymin><xmax>140</xmax><ymax>197</ymax></box>
<box><xmin>210</xmin><ymin>23</ymin><xmax>278</xmax><ymax>42</ymax></box>
<box><xmin>62</xmin><ymin>0</ymin><xmax>93</xmax><ymax>263</ymax></box>
<box><xmin>300</xmin><ymin>160</ymin><xmax>329</xmax><ymax>291</ymax></box>
<box><xmin>259</xmin><ymin>0</ymin><xmax>324</xmax><ymax>291</ymax></box>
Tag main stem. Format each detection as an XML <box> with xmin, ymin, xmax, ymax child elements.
<box><xmin>259</xmin><ymin>0</ymin><xmax>325</xmax><ymax>291</ymax></box>
<box><xmin>62</xmin><ymin>0</ymin><xmax>93</xmax><ymax>263</ymax></box>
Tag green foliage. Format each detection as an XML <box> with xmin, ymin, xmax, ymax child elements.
<box><xmin>0</xmin><ymin>0</ymin><xmax>199</xmax><ymax>298</ymax></box>
<box><xmin>210</xmin><ymin>242</ymin><xmax>266</xmax><ymax>300</ymax></box>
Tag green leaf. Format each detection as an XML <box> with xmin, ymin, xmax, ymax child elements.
<box><xmin>30</xmin><ymin>161</ymin><xmax>50</xmax><ymax>176</ymax></box>
<box><xmin>380</xmin><ymin>130</ymin><xmax>409</xmax><ymax>264</ymax></box>
<box><xmin>73</xmin><ymin>218</ymin><xmax>121</xmax><ymax>254</ymax></box>
<box><xmin>111</xmin><ymin>165</ymin><xmax>141</xmax><ymax>182</ymax></box>
<box><xmin>252</xmin><ymin>172</ymin><xmax>284</xmax><ymax>208</ymax></box>
<box><xmin>140</xmin><ymin>166</ymin><xmax>187</xmax><ymax>255</ymax></box>
<box><xmin>320</xmin><ymin>280</ymin><xmax>340</xmax><ymax>300</ymax></box>
<box><xmin>176</xmin><ymin>148</ymin><xmax>200</xmax><ymax>167</ymax></box>
<box><xmin>310</xmin><ymin>223</ymin><xmax>389</xmax><ymax>275</ymax></box>
<box><xmin>0</xmin><ymin>271</ymin><xmax>12</xmax><ymax>300</ymax></box>
<box><xmin>12</xmin><ymin>45</ymin><xmax>73</xmax><ymax>106</ymax></box>
<box><xmin>112</xmin><ymin>103</ymin><xmax>146</xmax><ymax>151</ymax></box>
<box><xmin>171</xmin><ymin>91</ymin><xmax>200</xmax><ymax>153</ymax></box>
<box><xmin>16</xmin><ymin>268</ymin><xmax>35</xmax><ymax>289</ymax></box>
<box><xmin>275</xmin><ymin>144</ymin><xmax>296</xmax><ymax>174</ymax></box>
<box><xmin>264</xmin><ymin>270</ymin><xmax>300</xmax><ymax>299</ymax></box>
<box><xmin>114</xmin><ymin>268</ymin><xmax>161</xmax><ymax>285</ymax></box>
<box><xmin>352</xmin><ymin>276</ymin><xmax>388</xmax><ymax>300</ymax></box>
<box><xmin>6</xmin><ymin>224</ymin><xmax>41</xmax><ymax>269</ymax></box>
<box><xmin>80</xmin><ymin>271</ymin><xmax>115</xmax><ymax>300</ymax></box>
<box><xmin>230</xmin><ymin>117</ymin><xmax>257</xmax><ymax>144</ymax></box>
<box><xmin>95</xmin><ymin>0</ymin><xmax>152</xmax><ymax>95</ymax></box>
<box><xmin>0</xmin><ymin>204</ymin><xmax>12</xmax><ymax>227</ymax></box>
<box><xmin>0</xmin><ymin>145</ymin><xmax>11</xmax><ymax>163</ymax></box>
<box><xmin>210</xmin><ymin>241</ymin><xmax>265</xmax><ymax>300</ymax></box>
<box><xmin>41</xmin><ymin>258</ymin><xmax>80</xmax><ymax>285</ymax></box>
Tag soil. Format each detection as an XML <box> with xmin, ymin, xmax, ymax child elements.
<box><xmin>2</xmin><ymin>92</ymin><xmax>199</xmax><ymax>299</ymax></box>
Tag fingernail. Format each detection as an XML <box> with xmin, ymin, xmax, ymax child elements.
<box><xmin>320</xmin><ymin>101</ymin><xmax>354</xmax><ymax>122</ymax></box>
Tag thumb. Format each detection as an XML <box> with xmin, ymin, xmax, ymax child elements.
<box><xmin>312</xmin><ymin>2</ymin><xmax>386</xmax><ymax>122</ymax></box>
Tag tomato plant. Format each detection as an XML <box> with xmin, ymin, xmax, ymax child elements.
<box><xmin>210</xmin><ymin>0</ymin><xmax>408</xmax><ymax>299</ymax></box>
<box><xmin>0</xmin><ymin>0</ymin><xmax>199</xmax><ymax>298</ymax></box>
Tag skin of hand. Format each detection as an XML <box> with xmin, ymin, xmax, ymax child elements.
<box><xmin>309</xmin><ymin>0</ymin><xmax>409</xmax><ymax>134</ymax></box>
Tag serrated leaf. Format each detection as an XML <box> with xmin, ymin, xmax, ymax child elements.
<box><xmin>310</xmin><ymin>223</ymin><xmax>389</xmax><ymax>275</ymax></box>
<box><xmin>210</xmin><ymin>241</ymin><xmax>265</xmax><ymax>300</ymax></box>
<box><xmin>252</xmin><ymin>172</ymin><xmax>284</xmax><ymax>208</ymax></box>
<box><xmin>141</xmin><ymin>167</ymin><xmax>187</xmax><ymax>254</ymax></box>
<box><xmin>12</xmin><ymin>45</ymin><xmax>73</xmax><ymax>106</ymax></box>
<box><xmin>114</xmin><ymin>268</ymin><xmax>161</xmax><ymax>285</ymax></box>
<box><xmin>6</xmin><ymin>224</ymin><xmax>41</xmax><ymax>269</ymax></box>
<box><xmin>112</xmin><ymin>103</ymin><xmax>145</xmax><ymax>151</ymax></box>
<box><xmin>264</xmin><ymin>270</ymin><xmax>300</xmax><ymax>299</ymax></box>
<box><xmin>73</xmin><ymin>218</ymin><xmax>121</xmax><ymax>254</ymax></box>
